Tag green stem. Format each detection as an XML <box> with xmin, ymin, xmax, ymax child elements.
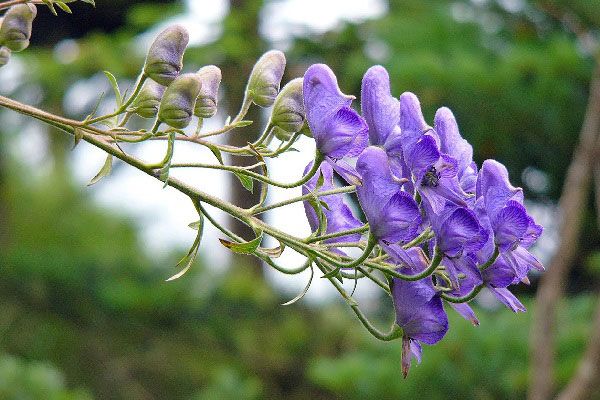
<box><xmin>479</xmin><ymin>246</ymin><xmax>500</xmax><ymax>271</ymax></box>
<box><xmin>85</xmin><ymin>73</ymin><xmax>147</xmax><ymax>125</ymax></box>
<box><xmin>314</xmin><ymin>260</ymin><xmax>401</xmax><ymax>341</ymax></box>
<box><xmin>369</xmin><ymin>247</ymin><xmax>443</xmax><ymax>281</ymax></box>
<box><xmin>324</xmin><ymin>233</ymin><xmax>377</xmax><ymax>269</ymax></box>
<box><xmin>306</xmin><ymin>224</ymin><xmax>369</xmax><ymax>244</ymax></box>
<box><xmin>251</xmin><ymin>186</ymin><xmax>356</xmax><ymax>215</ymax></box>
<box><xmin>440</xmin><ymin>284</ymin><xmax>483</xmax><ymax>303</ymax></box>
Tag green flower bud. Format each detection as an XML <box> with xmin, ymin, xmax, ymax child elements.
<box><xmin>247</xmin><ymin>50</ymin><xmax>286</xmax><ymax>108</ymax></box>
<box><xmin>143</xmin><ymin>25</ymin><xmax>189</xmax><ymax>86</ymax></box>
<box><xmin>158</xmin><ymin>73</ymin><xmax>202</xmax><ymax>129</ymax></box>
<box><xmin>0</xmin><ymin>4</ymin><xmax>37</xmax><ymax>53</ymax></box>
<box><xmin>194</xmin><ymin>65</ymin><xmax>221</xmax><ymax>118</ymax></box>
<box><xmin>0</xmin><ymin>46</ymin><xmax>11</xmax><ymax>68</ymax></box>
<box><xmin>131</xmin><ymin>79</ymin><xmax>165</xmax><ymax>118</ymax></box>
<box><xmin>271</xmin><ymin>78</ymin><xmax>304</xmax><ymax>135</ymax></box>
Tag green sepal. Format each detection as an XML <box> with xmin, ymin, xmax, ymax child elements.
<box><xmin>87</xmin><ymin>154</ymin><xmax>113</xmax><ymax>186</ymax></box>
<box><xmin>219</xmin><ymin>231</ymin><xmax>263</xmax><ymax>254</ymax></box>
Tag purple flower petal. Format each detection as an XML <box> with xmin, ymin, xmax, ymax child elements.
<box><xmin>493</xmin><ymin>200</ymin><xmax>530</xmax><ymax>251</ymax></box>
<box><xmin>318</xmin><ymin>106</ymin><xmax>368</xmax><ymax>159</ymax></box>
<box><xmin>488</xmin><ymin>287</ymin><xmax>526</xmax><ymax>313</ymax></box>
<box><xmin>450</xmin><ymin>303</ymin><xmax>480</xmax><ymax>326</ymax></box>
<box><xmin>438</xmin><ymin>207</ymin><xmax>487</xmax><ymax>257</ymax></box>
<box><xmin>361</xmin><ymin>65</ymin><xmax>400</xmax><ymax>146</ymax></box>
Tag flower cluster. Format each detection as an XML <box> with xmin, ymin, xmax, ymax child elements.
<box><xmin>302</xmin><ymin>64</ymin><xmax>543</xmax><ymax>376</ymax></box>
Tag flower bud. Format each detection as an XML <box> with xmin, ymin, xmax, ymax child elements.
<box><xmin>132</xmin><ymin>79</ymin><xmax>165</xmax><ymax>119</ymax></box>
<box><xmin>0</xmin><ymin>46</ymin><xmax>11</xmax><ymax>68</ymax></box>
<box><xmin>194</xmin><ymin>65</ymin><xmax>221</xmax><ymax>118</ymax></box>
<box><xmin>0</xmin><ymin>4</ymin><xmax>37</xmax><ymax>53</ymax></box>
<box><xmin>158</xmin><ymin>73</ymin><xmax>202</xmax><ymax>129</ymax></box>
<box><xmin>271</xmin><ymin>78</ymin><xmax>304</xmax><ymax>135</ymax></box>
<box><xmin>143</xmin><ymin>25</ymin><xmax>189</xmax><ymax>86</ymax></box>
<box><xmin>247</xmin><ymin>50</ymin><xmax>286</xmax><ymax>108</ymax></box>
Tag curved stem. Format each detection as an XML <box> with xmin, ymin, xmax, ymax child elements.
<box><xmin>479</xmin><ymin>245</ymin><xmax>500</xmax><ymax>271</ymax></box>
<box><xmin>369</xmin><ymin>247</ymin><xmax>443</xmax><ymax>281</ymax></box>
<box><xmin>314</xmin><ymin>260</ymin><xmax>401</xmax><ymax>341</ymax></box>
<box><xmin>440</xmin><ymin>284</ymin><xmax>483</xmax><ymax>303</ymax></box>
<box><xmin>321</xmin><ymin>233</ymin><xmax>377</xmax><ymax>269</ymax></box>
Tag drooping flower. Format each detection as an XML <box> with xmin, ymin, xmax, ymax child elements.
<box><xmin>434</xmin><ymin>107</ymin><xmax>478</xmax><ymax>196</ymax></box>
<box><xmin>390</xmin><ymin>250</ymin><xmax>448</xmax><ymax>377</ymax></box>
<box><xmin>247</xmin><ymin>50</ymin><xmax>286</xmax><ymax>108</ymax></box>
<box><xmin>302</xmin><ymin>161</ymin><xmax>363</xmax><ymax>254</ymax></box>
<box><xmin>303</xmin><ymin>64</ymin><xmax>368</xmax><ymax>184</ymax></box>
<box><xmin>475</xmin><ymin>160</ymin><xmax>543</xmax><ymax>311</ymax></box>
<box><xmin>157</xmin><ymin>73</ymin><xmax>202</xmax><ymax>129</ymax></box>
<box><xmin>0</xmin><ymin>4</ymin><xmax>36</xmax><ymax>53</ymax></box>
<box><xmin>144</xmin><ymin>25</ymin><xmax>189</xmax><ymax>86</ymax></box>
<box><xmin>398</xmin><ymin>93</ymin><xmax>469</xmax><ymax>214</ymax></box>
<box><xmin>194</xmin><ymin>65</ymin><xmax>222</xmax><ymax>118</ymax></box>
<box><xmin>355</xmin><ymin>146</ymin><xmax>421</xmax><ymax>246</ymax></box>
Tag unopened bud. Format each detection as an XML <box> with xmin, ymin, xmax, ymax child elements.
<box><xmin>0</xmin><ymin>4</ymin><xmax>37</xmax><ymax>52</ymax></box>
<box><xmin>247</xmin><ymin>50</ymin><xmax>286</xmax><ymax>108</ymax></box>
<box><xmin>0</xmin><ymin>46</ymin><xmax>11</xmax><ymax>67</ymax></box>
<box><xmin>194</xmin><ymin>65</ymin><xmax>221</xmax><ymax>118</ymax></box>
<box><xmin>271</xmin><ymin>78</ymin><xmax>304</xmax><ymax>135</ymax></box>
<box><xmin>144</xmin><ymin>25</ymin><xmax>189</xmax><ymax>86</ymax></box>
<box><xmin>158</xmin><ymin>73</ymin><xmax>202</xmax><ymax>129</ymax></box>
<box><xmin>132</xmin><ymin>79</ymin><xmax>165</xmax><ymax>119</ymax></box>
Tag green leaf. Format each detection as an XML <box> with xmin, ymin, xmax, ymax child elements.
<box><xmin>42</xmin><ymin>0</ymin><xmax>58</xmax><ymax>16</ymax></box>
<box><xmin>235</xmin><ymin>120</ymin><xmax>253</xmax><ymax>128</ymax></box>
<box><xmin>316</xmin><ymin>170</ymin><xmax>325</xmax><ymax>190</ymax></box>
<box><xmin>188</xmin><ymin>220</ymin><xmax>202</xmax><ymax>230</ymax></box>
<box><xmin>56</xmin><ymin>2</ymin><xmax>72</xmax><ymax>13</ymax></box>
<box><xmin>72</xmin><ymin>128</ymin><xmax>84</xmax><ymax>149</ymax></box>
<box><xmin>224</xmin><ymin>116</ymin><xmax>231</xmax><ymax>126</ymax></box>
<box><xmin>87</xmin><ymin>154</ymin><xmax>113</xmax><ymax>186</ymax></box>
<box><xmin>205</xmin><ymin>143</ymin><xmax>224</xmax><ymax>165</ymax></box>
<box><xmin>321</xmin><ymin>266</ymin><xmax>341</xmax><ymax>279</ymax></box>
<box><xmin>80</xmin><ymin>0</ymin><xmax>96</xmax><ymax>6</ymax></box>
<box><xmin>219</xmin><ymin>232</ymin><xmax>263</xmax><ymax>254</ymax></box>
<box><xmin>103</xmin><ymin>71</ymin><xmax>122</xmax><ymax>107</ymax></box>
<box><xmin>282</xmin><ymin>265</ymin><xmax>314</xmax><ymax>306</ymax></box>
<box><xmin>167</xmin><ymin>216</ymin><xmax>204</xmax><ymax>281</ymax></box>
<box><xmin>234</xmin><ymin>172</ymin><xmax>254</xmax><ymax>193</ymax></box>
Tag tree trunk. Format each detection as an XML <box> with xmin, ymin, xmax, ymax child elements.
<box><xmin>528</xmin><ymin>63</ymin><xmax>600</xmax><ymax>400</ymax></box>
<box><xmin>222</xmin><ymin>0</ymin><xmax>265</xmax><ymax>274</ymax></box>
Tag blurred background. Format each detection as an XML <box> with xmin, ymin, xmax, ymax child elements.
<box><xmin>1</xmin><ymin>0</ymin><xmax>599</xmax><ymax>398</ymax></box>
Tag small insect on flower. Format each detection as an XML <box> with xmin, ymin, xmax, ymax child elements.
<box><xmin>421</xmin><ymin>165</ymin><xmax>440</xmax><ymax>187</ymax></box>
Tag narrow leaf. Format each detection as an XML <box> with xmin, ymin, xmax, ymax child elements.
<box><xmin>234</xmin><ymin>172</ymin><xmax>254</xmax><ymax>193</ymax></box>
<box><xmin>56</xmin><ymin>2</ymin><xmax>72</xmax><ymax>13</ymax></box>
<box><xmin>167</xmin><ymin>216</ymin><xmax>203</xmax><ymax>281</ymax></box>
<box><xmin>103</xmin><ymin>71</ymin><xmax>122</xmax><ymax>107</ymax></box>
<box><xmin>80</xmin><ymin>0</ymin><xmax>96</xmax><ymax>6</ymax></box>
<box><xmin>205</xmin><ymin>143</ymin><xmax>224</xmax><ymax>165</ymax></box>
<box><xmin>235</xmin><ymin>120</ymin><xmax>253</xmax><ymax>128</ymax></box>
<box><xmin>42</xmin><ymin>0</ymin><xmax>58</xmax><ymax>15</ymax></box>
<box><xmin>282</xmin><ymin>265</ymin><xmax>314</xmax><ymax>306</ymax></box>
<box><xmin>87</xmin><ymin>154</ymin><xmax>113</xmax><ymax>186</ymax></box>
<box><xmin>219</xmin><ymin>232</ymin><xmax>263</xmax><ymax>254</ymax></box>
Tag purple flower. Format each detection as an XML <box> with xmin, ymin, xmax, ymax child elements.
<box><xmin>355</xmin><ymin>146</ymin><xmax>421</xmax><ymax>245</ymax></box>
<box><xmin>303</xmin><ymin>64</ymin><xmax>368</xmax><ymax>184</ymax></box>
<box><xmin>302</xmin><ymin>161</ymin><xmax>363</xmax><ymax>254</ymax></box>
<box><xmin>434</xmin><ymin>107</ymin><xmax>478</xmax><ymax>196</ymax></box>
<box><xmin>398</xmin><ymin>93</ymin><xmax>469</xmax><ymax>214</ymax></box>
<box><xmin>361</xmin><ymin>65</ymin><xmax>400</xmax><ymax>146</ymax></box>
<box><xmin>390</xmin><ymin>250</ymin><xmax>448</xmax><ymax>377</ymax></box>
<box><xmin>475</xmin><ymin>160</ymin><xmax>543</xmax><ymax>311</ymax></box>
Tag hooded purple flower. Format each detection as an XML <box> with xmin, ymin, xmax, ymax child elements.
<box><xmin>390</xmin><ymin>249</ymin><xmax>448</xmax><ymax>377</ymax></box>
<box><xmin>302</xmin><ymin>161</ymin><xmax>363</xmax><ymax>254</ymax></box>
<box><xmin>427</xmin><ymin>204</ymin><xmax>487</xmax><ymax>290</ymax></box>
<box><xmin>361</xmin><ymin>66</ymin><xmax>400</xmax><ymax>147</ymax></box>
<box><xmin>355</xmin><ymin>146</ymin><xmax>421</xmax><ymax>245</ymax></box>
<box><xmin>434</xmin><ymin>107</ymin><xmax>478</xmax><ymax>196</ymax></box>
<box><xmin>475</xmin><ymin>160</ymin><xmax>543</xmax><ymax>312</ymax></box>
<box><xmin>303</xmin><ymin>64</ymin><xmax>368</xmax><ymax>184</ymax></box>
<box><xmin>398</xmin><ymin>93</ymin><xmax>469</xmax><ymax>214</ymax></box>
